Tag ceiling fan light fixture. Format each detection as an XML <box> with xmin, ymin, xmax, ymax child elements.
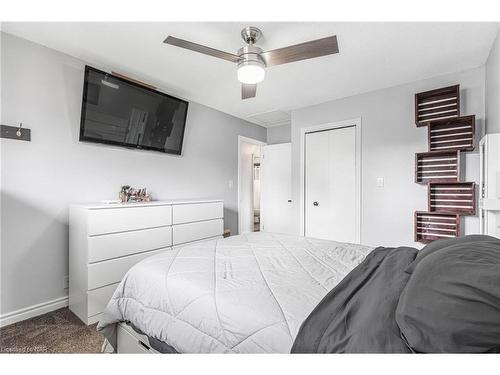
<box><xmin>164</xmin><ymin>28</ymin><xmax>339</xmax><ymax>100</ymax></box>
<box><xmin>237</xmin><ymin>60</ymin><xmax>265</xmax><ymax>84</ymax></box>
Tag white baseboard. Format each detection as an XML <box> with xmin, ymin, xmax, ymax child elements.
<box><xmin>0</xmin><ymin>295</ymin><xmax>69</xmax><ymax>328</ymax></box>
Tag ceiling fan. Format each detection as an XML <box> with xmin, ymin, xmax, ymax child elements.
<box><xmin>163</xmin><ymin>26</ymin><xmax>339</xmax><ymax>100</ymax></box>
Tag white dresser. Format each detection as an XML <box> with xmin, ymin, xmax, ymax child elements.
<box><xmin>69</xmin><ymin>199</ymin><xmax>224</xmax><ymax>325</ymax></box>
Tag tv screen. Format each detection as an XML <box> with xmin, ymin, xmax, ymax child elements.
<box><xmin>79</xmin><ymin>66</ymin><xmax>189</xmax><ymax>155</ymax></box>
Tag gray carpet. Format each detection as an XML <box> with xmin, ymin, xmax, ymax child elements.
<box><xmin>0</xmin><ymin>308</ymin><xmax>104</xmax><ymax>353</ymax></box>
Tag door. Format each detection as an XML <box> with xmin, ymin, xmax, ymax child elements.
<box><xmin>305</xmin><ymin>126</ymin><xmax>357</xmax><ymax>242</ymax></box>
<box><xmin>261</xmin><ymin>143</ymin><xmax>294</xmax><ymax>234</ymax></box>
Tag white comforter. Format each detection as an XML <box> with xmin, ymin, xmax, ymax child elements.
<box><xmin>97</xmin><ymin>232</ymin><xmax>373</xmax><ymax>353</ymax></box>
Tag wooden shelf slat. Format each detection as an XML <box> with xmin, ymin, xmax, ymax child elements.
<box><xmin>414</xmin><ymin>211</ymin><xmax>460</xmax><ymax>243</ymax></box>
<box><xmin>428</xmin><ymin>182</ymin><xmax>476</xmax><ymax>215</ymax></box>
<box><xmin>415</xmin><ymin>85</ymin><xmax>460</xmax><ymax>127</ymax></box>
<box><xmin>428</xmin><ymin>115</ymin><xmax>475</xmax><ymax>152</ymax></box>
<box><xmin>415</xmin><ymin>150</ymin><xmax>461</xmax><ymax>184</ymax></box>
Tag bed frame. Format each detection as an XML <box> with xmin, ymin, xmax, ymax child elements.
<box><xmin>116</xmin><ymin>322</ymin><xmax>159</xmax><ymax>354</ymax></box>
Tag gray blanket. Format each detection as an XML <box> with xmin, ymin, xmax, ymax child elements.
<box><xmin>292</xmin><ymin>235</ymin><xmax>500</xmax><ymax>353</ymax></box>
<box><xmin>291</xmin><ymin>246</ymin><xmax>417</xmax><ymax>353</ymax></box>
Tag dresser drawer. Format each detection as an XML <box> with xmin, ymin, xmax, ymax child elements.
<box><xmin>88</xmin><ymin>226</ymin><xmax>172</xmax><ymax>263</ymax></box>
<box><xmin>87</xmin><ymin>248</ymin><xmax>168</xmax><ymax>290</ymax></box>
<box><xmin>172</xmin><ymin>219</ymin><xmax>223</xmax><ymax>245</ymax></box>
<box><xmin>87</xmin><ymin>283</ymin><xmax>119</xmax><ymax>318</ymax></box>
<box><xmin>172</xmin><ymin>202</ymin><xmax>223</xmax><ymax>224</ymax></box>
<box><xmin>88</xmin><ymin>205</ymin><xmax>172</xmax><ymax>235</ymax></box>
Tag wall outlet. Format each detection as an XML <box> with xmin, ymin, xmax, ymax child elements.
<box><xmin>228</xmin><ymin>179</ymin><xmax>234</xmax><ymax>190</ymax></box>
<box><xmin>63</xmin><ymin>275</ymin><xmax>69</xmax><ymax>290</ymax></box>
<box><xmin>376</xmin><ymin>177</ymin><xmax>384</xmax><ymax>187</ymax></box>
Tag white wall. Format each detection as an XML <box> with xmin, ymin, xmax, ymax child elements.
<box><xmin>0</xmin><ymin>33</ymin><xmax>266</xmax><ymax>316</ymax></box>
<box><xmin>291</xmin><ymin>67</ymin><xmax>485</xmax><ymax>248</ymax></box>
<box><xmin>486</xmin><ymin>30</ymin><xmax>500</xmax><ymax>134</ymax></box>
<box><xmin>266</xmin><ymin>124</ymin><xmax>291</xmax><ymax>144</ymax></box>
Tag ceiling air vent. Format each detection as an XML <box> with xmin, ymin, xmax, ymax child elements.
<box><xmin>247</xmin><ymin>110</ymin><xmax>291</xmax><ymax>128</ymax></box>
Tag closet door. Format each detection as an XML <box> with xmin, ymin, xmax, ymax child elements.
<box><xmin>260</xmin><ymin>143</ymin><xmax>294</xmax><ymax>234</ymax></box>
<box><xmin>305</xmin><ymin>126</ymin><xmax>357</xmax><ymax>242</ymax></box>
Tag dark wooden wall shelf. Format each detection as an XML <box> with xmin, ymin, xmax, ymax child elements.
<box><xmin>413</xmin><ymin>84</ymin><xmax>475</xmax><ymax>244</ymax></box>
<box><xmin>415</xmin><ymin>150</ymin><xmax>461</xmax><ymax>184</ymax></box>
<box><xmin>428</xmin><ymin>115</ymin><xmax>475</xmax><ymax>152</ymax></box>
<box><xmin>428</xmin><ymin>182</ymin><xmax>476</xmax><ymax>215</ymax></box>
<box><xmin>414</xmin><ymin>211</ymin><xmax>460</xmax><ymax>243</ymax></box>
<box><xmin>415</xmin><ymin>85</ymin><xmax>460</xmax><ymax>127</ymax></box>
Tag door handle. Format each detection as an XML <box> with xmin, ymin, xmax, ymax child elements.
<box><xmin>313</xmin><ymin>201</ymin><xmax>319</xmax><ymax>206</ymax></box>
<box><xmin>287</xmin><ymin>199</ymin><xmax>292</xmax><ymax>203</ymax></box>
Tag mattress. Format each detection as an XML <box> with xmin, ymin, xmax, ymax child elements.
<box><xmin>97</xmin><ymin>232</ymin><xmax>373</xmax><ymax>353</ymax></box>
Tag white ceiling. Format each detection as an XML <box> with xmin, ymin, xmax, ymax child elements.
<box><xmin>3</xmin><ymin>22</ymin><xmax>499</xmax><ymax>127</ymax></box>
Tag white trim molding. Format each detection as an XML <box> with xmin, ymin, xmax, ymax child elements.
<box><xmin>0</xmin><ymin>296</ymin><xmax>68</xmax><ymax>328</ymax></box>
<box><xmin>299</xmin><ymin>117</ymin><xmax>362</xmax><ymax>243</ymax></box>
<box><xmin>237</xmin><ymin>135</ymin><xmax>267</xmax><ymax>235</ymax></box>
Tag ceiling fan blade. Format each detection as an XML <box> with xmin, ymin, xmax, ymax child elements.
<box><xmin>261</xmin><ymin>35</ymin><xmax>338</xmax><ymax>67</ymax></box>
<box><xmin>242</xmin><ymin>84</ymin><xmax>257</xmax><ymax>100</ymax></box>
<box><xmin>164</xmin><ymin>36</ymin><xmax>240</xmax><ymax>63</ymax></box>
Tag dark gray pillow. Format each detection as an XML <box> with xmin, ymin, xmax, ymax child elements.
<box><xmin>405</xmin><ymin>235</ymin><xmax>497</xmax><ymax>274</ymax></box>
<box><xmin>396</xmin><ymin>240</ymin><xmax>500</xmax><ymax>353</ymax></box>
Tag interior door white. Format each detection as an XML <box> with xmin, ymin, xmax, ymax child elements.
<box><xmin>261</xmin><ymin>143</ymin><xmax>294</xmax><ymax>234</ymax></box>
<box><xmin>305</xmin><ymin>126</ymin><xmax>357</xmax><ymax>242</ymax></box>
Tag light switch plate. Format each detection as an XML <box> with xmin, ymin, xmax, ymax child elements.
<box><xmin>376</xmin><ymin>177</ymin><xmax>384</xmax><ymax>187</ymax></box>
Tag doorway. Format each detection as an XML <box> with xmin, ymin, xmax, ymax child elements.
<box><xmin>238</xmin><ymin>136</ymin><xmax>266</xmax><ymax>234</ymax></box>
<box><xmin>300</xmin><ymin>119</ymin><xmax>361</xmax><ymax>243</ymax></box>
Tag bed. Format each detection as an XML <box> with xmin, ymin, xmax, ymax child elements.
<box><xmin>97</xmin><ymin>232</ymin><xmax>373</xmax><ymax>353</ymax></box>
<box><xmin>97</xmin><ymin>232</ymin><xmax>500</xmax><ymax>353</ymax></box>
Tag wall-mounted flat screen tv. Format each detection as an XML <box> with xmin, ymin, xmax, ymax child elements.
<box><xmin>79</xmin><ymin>65</ymin><xmax>189</xmax><ymax>155</ymax></box>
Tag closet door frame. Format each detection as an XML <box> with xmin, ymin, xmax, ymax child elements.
<box><xmin>299</xmin><ymin>118</ymin><xmax>362</xmax><ymax>242</ymax></box>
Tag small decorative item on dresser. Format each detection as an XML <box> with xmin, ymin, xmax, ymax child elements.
<box><xmin>223</xmin><ymin>229</ymin><xmax>231</xmax><ymax>238</ymax></box>
<box><xmin>119</xmin><ymin>185</ymin><xmax>151</xmax><ymax>203</ymax></box>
